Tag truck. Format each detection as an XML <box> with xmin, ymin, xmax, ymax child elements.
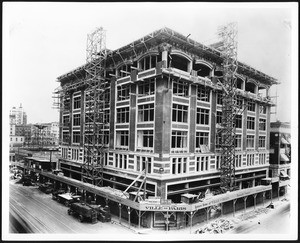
<box><xmin>56</xmin><ymin>192</ymin><xmax>81</xmax><ymax>207</ymax></box>
<box><xmin>68</xmin><ymin>202</ymin><xmax>98</xmax><ymax>223</ymax></box>
<box><xmin>88</xmin><ymin>204</ymin><xmax>111</xmax><ymax>222</ymax></box>
<box><xmin>38</xmin><ymin>182</ymin><xmax>54</xmax><ymax>193</ymax></box>
<box><xmin>52</xmin><ymin>188</ymin><xmax>67</xmax><ymax>200</ymax></box>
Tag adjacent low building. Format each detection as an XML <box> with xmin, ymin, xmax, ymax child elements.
<box><xmin>268</xmin><ymin>121</ymin><xmax>291</xmax><ymax>197</ymax></box>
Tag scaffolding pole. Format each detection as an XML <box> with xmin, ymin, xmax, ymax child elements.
<box><xmin>218</xmin><ymin>22</ymin><xmax>238</xmax><ymax>193</ymax></box>
<box><xmin>82</xmin><ymin>27</ymin><xmax>107</xmax><ymax>187</ymax></box>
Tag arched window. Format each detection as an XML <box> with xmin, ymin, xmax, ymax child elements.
<box><xmin>245</xmin><ymin>81</ymin><xmax>257</xmax><ymax>94</ymax></box>
<box><xmin>139</xmin><ymin>55</ymin><xmax>161</xmax><ymax>71</ymax></box>
<box><xmin>236</xmin><ymin>77</ymin><xmax>244</xmax><ymax>90</ymax></box>
<box><xmin>193</xmin><ymin>62</ymin><xmax>211</xmax><ymax>77</ymax></box>
<box><xmin>117</xmin><ymin>64</ymin><xmax>132</xmax><ymax>78</ymax></box>
<box><xmin>169</xmin><ymin>54</ymin><xmax>189</xmax><ymax>72</ymax></box>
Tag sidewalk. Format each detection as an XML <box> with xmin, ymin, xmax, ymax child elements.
<box><xmin>110</xmin><ymin>190</ymin><xmax>290</xmax><ymax>235</ymax></box>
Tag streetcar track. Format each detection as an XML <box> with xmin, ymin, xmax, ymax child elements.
<box><xmin>10</xmin><ymin>203</ymin><xmax>45</xmax><ymax>233</ymax></box>
<box><xmin>10</xmin><ymin>184</ymin><xmax>77</xmax><ymax>233</ymax></box>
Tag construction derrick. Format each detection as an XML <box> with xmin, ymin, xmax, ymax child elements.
<box><xmin>218</xmin><ymin>22</ymin><xmax>238</xmax><ymax>192</ymax></box>
<box><xmin>82</xmin><ymin>27</ymin><xmax>107</xmax><ymax>186</ymax></box>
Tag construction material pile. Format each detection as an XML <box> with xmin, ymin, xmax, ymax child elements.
<box><xmin>237</xmin><ymin>207</ymin><xmax>269</xmax><ymax>221</ymax></box>
<box><xmin>101</xmin><ymin>186</ymin><xmax>129</xmax><ymax>199</ymax></box>
<box><xmin>195</xmin><ymin>219</ymin><xmax>234</xmax><ymax>234</ymax></box>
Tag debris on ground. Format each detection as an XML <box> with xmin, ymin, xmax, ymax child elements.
<box><xmin>195</xmin><ymin>218</ymin><xmax>234</xmax><ymax>234</ymax></box>
<box><xmin>266</xmin><ymin>203</ymin><xmax>275</xmax><ymax>209</ymax></box>
<box><xmin>237</xmin><ymin>207</ymin><xmax>269</xmax><ymax>221</ymax></box>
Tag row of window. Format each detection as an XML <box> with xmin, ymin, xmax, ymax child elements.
<box><xmin>63</xmin><ymin>127</ymin><xmax>267</xmax><ymax>151</ymax></box>
<box><xmin>67</xmin><ymin>79</ymin><xmax>267</xmax><ymax>114</ymax></box>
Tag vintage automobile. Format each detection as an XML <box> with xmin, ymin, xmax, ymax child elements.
<box><xmin>68</xmin><ymin>202</ymin><xmax>98</xmax><ymax>223</ymax></box>
<box><xmin>38</xmin><ymin>182</ymin><xmax>54</xmax><ymax>194</ymax></box>
<box><xmin>52</xmin><ymin>188</ymin><xmax>67</xmax><ymax>200</ymax></box>
<box><xmin>88</xmin><ymin>204</ymin><xmax>111</xmax><ymax>222</ymax></box>
<box><xmin>56</xmin><ymin>192</ymin><xmax>81</xmax><ymax>207</ymax></box>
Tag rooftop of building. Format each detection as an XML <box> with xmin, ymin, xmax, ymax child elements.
<box><xmin>57</xmin><ymin>27</ymin><xmax>278</xmax><ymax>86</ymax></box>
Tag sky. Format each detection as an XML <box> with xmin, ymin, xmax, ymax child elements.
<box><xmin>3</xmin><ymin>2</ymin><xmax>298</xmax><ymax>125</ymax></box>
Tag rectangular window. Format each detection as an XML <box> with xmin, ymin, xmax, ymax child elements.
<box><xmin>138</xmin><ymin>79</ymin><xmax>155</xmax><ymax>96</ymax></box>
<box><xmin>173</xmin><ymin>81</ymin><xmax>189</xmax><ymax>97</ymax></box>
<box><xmin>62</xmin><ymin>132</ymin><xmax>69</xmax><ymax>143</ymax></box>
<box><xmin>247</xmin><ymin>154</ymin><xmax>255</xmax><ymax>166</ymax></box>
<box><xmin>72</xmin><ymin>131</ymin><xmax>80</xmax><ymax>144</ymax></box>
<box><xmin>196</xmin><ymin>156</ymin><xmax>209</xmax><ymax>172</ymax></box>
<box><xmin>247</xmin><ymin>116</ymin><xmax>255</xmax><ymax>130</ymax></box>
<box><xmin>236</xmin><ymin>96</ymin><xmax>243</xmax><ymax>109</ymax></box>
<box><xmin>73</xmin><ymin>114</ymin><xmax>81</xmax><ymax>126</ymax></box>
<box><xmin>217</xmin><ymin>92</ymin><xmax>223</xmax><ymax>105</ymax></box>
<box><xmin>171</xmin><ymin>131</ymin><xmax>187</xmax><ymax>148</ymax></box>
<box><xmin>196</xmin><ymin>132</ymin><xmax>209</xmax><ymax>147</ymax></box>
<box><xmin>216</xmin><ymin>111</ymin><xmax>222</xmax><ymax>124</ymax></box>
<box><xmin>115</xmin><ymin>154</ymin><xmax>128</xmax><ymax>169</ymax></box>
<box><xmin>137</xmin><ymin>130</ymin><xmax>154</xmax><ymax>148</ymax></box>
<box><xmin>73</xmin><ymin>96</ymin><xmax>81</xmax><ymax>110</ymax></box>
<box><xmin>215</xmin><ymin>133</ymin><xmax>222</xmax><ymax>149</ymax></box>
<box><xmin>259</xmin><ymin>154</ymin><xmax>266</xmax><ymax>164</ymax></box>
<box><xmin>259</xmin><ymin>118</ymin><xmax>266</xmax><ymax>131</ymax></box>
<box><xmin>63</xmin><ymin>116</ymin><xmax>70</xmax><ymax>126</ymax></box>
<box><xmin>172</xmin><ymin>157</ymin><xmax>187</xmax><ymax>174</ymax></box>
<box><xmin>117</xmin><ymin>85</ymin><xmax>130</xmax><ymax>101</ymax></box>
<box><xmin>247</xmin><ymin>100</ymin><xmax>256</xmax><ymax>112</ymax></box>
<box><xmin>259</xmin><ymin>136</ymin><xmax>266</xmax><ymax>148</ymax></box>
<box><xmin>116</xmin><ymin>107</ymin><xmax>129</xmax><ymax>123</ymax></box>
<box><xmin>259</xmin><ymin>105</ymin><xmax>267</xmax><ymax>114</ymax></box>
<box><xmin>246</xmin><ymin>135</ymin><xmax>255</xmax><ymax>148</ymax></box>
<box><xmin>172</xmin><ymin>104</ymin><xmax>188</xmax><ymax>123</ymax></box>
<box><xmin>235</xmin><ymin>134</ymin><xmax>242</xmax><ymax>149</ymax></box>
<box><xmin>196</xmin><ymin>108</ymin><xmax>210</xmax><ymax>125</ymax></box>
<box><xmin>104</xmin><ymin>109</ymin><xmax>110</xmax><ymax>124</ymax></box>
<box><xmin>138</xmin><ymin>104</ymin><xmax>154</xmax><ymax>122</ymax></box>
<box><xmin>235</xmin><ymin>115</ymin><xmax>242</xmax><ymax>128</ymax></box>
<box><xmin>235</xmin><ymin>154</ymin><xmax>242</xmax><ymax>168</ymax></box>
<box><xmin>197</xmin><ymin>86</ymin><xmax>210</xmax><ymax>102</ymax></box>
<box><xmin>136</xmin><ymin>156</ymin><xmax>152</xmax><ymax>173</ymax></box>
<box><xmin>104</xmin><ymin>131</ymin><xmax>109</xmax><ymax>145</ymax></box>
<box><xmin>116</xmin><ymin>131</ymin><xmax>129</xmax><ymax>147</ymax></box>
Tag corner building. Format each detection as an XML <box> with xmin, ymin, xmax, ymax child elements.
<box><xmin>58</xmin><ymin>27</ymin><xmax>277</xmax><ymax>204</ymax></box>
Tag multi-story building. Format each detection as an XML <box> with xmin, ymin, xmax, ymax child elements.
<box><xmin>10</xmin><ymin>104</ymin><xmax>27</xmax><ymax>125</ymax></box>
<box><xmin>57</xmin><ymin>27</ymin><xmax>277</xmax><ymax>205</ymax></box>
<box><xmin>269</xmin><ymin>121</ymin><xmax>290</xmax><ymax>197</ymax></box>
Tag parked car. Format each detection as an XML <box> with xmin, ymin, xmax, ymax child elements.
<box><xmin>38</xmin><ymin>182</ymin><xmax>54</xmax><ymax>194</ymax></box>
<box><xmin>52</xmin><ymin>188</ymin><xmax>67</xmax><ymax>200</ymax></box>
<box><xmin>68</xmin><ymin>202</ymin><xmax>98</xmax><ymax>223</ymax></box>
<box><xmin>56</xmin><ymin>192</ymin><xmax>81</xmax><ymax>207</ymax></box>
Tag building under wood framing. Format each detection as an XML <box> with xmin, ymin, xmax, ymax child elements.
<box><xmin>53</xmin><ymin>27</ymin><xmax>278</xmax><ymax>228</ymax></box>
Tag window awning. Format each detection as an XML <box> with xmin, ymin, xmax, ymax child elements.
<box><xmin>280</xmin><ymin>171</ymin><xmax>289</xmax><ymax>178</ymax></box>
<box><xmin>281</xmin><ymin>137</ymin><xmax>289</xmax><ymax>145</ymax></box>
<box><xmin>280</xmin><ymin>153</ymin><xmax>290</xmax><ymax>162</ymax></box>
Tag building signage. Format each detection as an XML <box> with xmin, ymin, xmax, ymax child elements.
<box><xmin>140</xmin><ymin>204</ymin><xmax>189</xmax><ymax>212</ymax></box>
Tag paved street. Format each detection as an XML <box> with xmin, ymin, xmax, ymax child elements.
<box><xmin>9</xmin><ymin>180</ymin><xmax>133</xmax><ymax>235</ymax></box>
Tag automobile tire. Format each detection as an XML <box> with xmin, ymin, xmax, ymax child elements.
<box><xmin>65</xmin><ymin>201</ymin><xmax>69</xmax><ymax>207</ymax></box>
<box><xmin>79</xmin><ymin>215</ymin><xmax>84</xmax><ymax>222</ymax></box>
<box><xmin>68</xmin><ymin>209</ymin><xmax>72</xmax><ymax>215</ymax></box>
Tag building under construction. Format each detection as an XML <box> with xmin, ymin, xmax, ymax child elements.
<box><xmin>50</xmin><ymin>26</ymin><xmax>278</xmax><ymax>229</ymax></box>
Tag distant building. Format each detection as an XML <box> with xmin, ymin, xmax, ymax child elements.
<box><xmin>10</xmin><ymin>104</ymin><xmax>27</xmax><ymax>125</ymax></box>
<box><xmin>269</xmin><ymin>121</ymin><xmax>290</xmax><ymax>197</ymax></box>
<box><xmin>9</xmin><ymin>135</ymin><xmax>25</xmax><ymax>148</ymax></box>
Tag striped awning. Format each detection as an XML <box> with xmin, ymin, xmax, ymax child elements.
<box><xmin>280</xmin><ymin>153</ymin><xmax>290</xmax><ymax>162</ymax></box>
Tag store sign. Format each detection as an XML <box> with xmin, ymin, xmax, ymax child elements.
<box><xmin>140</xmin><ymin>204</ymin><xmax>190</xmax><ymax>212</ymax></box>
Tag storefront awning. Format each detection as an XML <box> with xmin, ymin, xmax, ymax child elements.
<box><xmin>281</xmin><ymin>137</ymin><xmax>289</xmax><ymax>145</ymax></box>
<box><xmin>280</xmin><ymin>153</ymin><xmax>290</xmax><ymax>162</ymax></box>
<box><xmin>280</xmin><ymin>171</ymin><xmax>289</xmax><ymax>178</ymax></box>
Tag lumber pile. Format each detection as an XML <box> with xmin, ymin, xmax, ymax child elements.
<box><xmin>195</xmin><ymin>219</ymin><xmax>234</xmax><ymax>234</ymax></box>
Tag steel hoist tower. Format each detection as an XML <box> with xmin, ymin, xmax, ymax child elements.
<box><xmin>82</xmin><ymin>27</ymin><xmax>107</xmax><ymax>186</ymax></box>
<box><xmin>218</xmin><ymin>23</ymin><xmax>238</xmax><ymax>192</ymax></box>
